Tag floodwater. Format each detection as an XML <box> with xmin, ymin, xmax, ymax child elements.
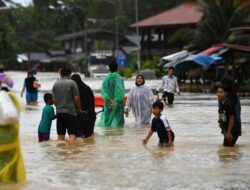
<box><xmin>1</xmin><ymin>72</ymin><xmax>250</xmax><ymax>190</ymax></box>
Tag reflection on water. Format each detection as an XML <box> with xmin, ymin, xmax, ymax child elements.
<box><xmin>218</xmin><ymin>145</ymin><xmax>242</xmax><ymax>163</ymax></box>
<box><xmin>1</xmin><ymin>72</ymin><xmax>250</xmax><ymax>190</ymax></box>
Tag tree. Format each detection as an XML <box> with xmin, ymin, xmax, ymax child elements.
<box><xmin>195</xmin><ymin>0</ymin><xmax>250</xmax><ymax>49</ymax></box>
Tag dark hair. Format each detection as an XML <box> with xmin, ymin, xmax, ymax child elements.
<box><xmin>27</xmin><ymin>70</ymin><xmax>34</xmax><ymax>76</ymax></box>
<box><xmin>152</xmin><ymin>101</ymin><xmax>164</xmax><ymax>110</ymax></box>
<box><xmin>44</xmin><ymin>93</ymin><xmax>53</xmax><ymax>103</ymax></box>
<box><xmin>109</xmin><ymin>61</ymin><xmax>118</xmax><ymax>73</ymax></box>
<box><xmin>61</xmin><ymin>67</ymin><xmax>72</xmax><ymax>77</ymax></box>
<box><xmin>1</xmin><ymin>87</ymin><xmax>9</xmax><ymax>92</ymax></box>
<box><xmin>217</xmin><ymin>85</ymin><xmax>229</xmax><ymax>93</ymax></box>
<box><xmin>168</xmin><ymin>67</ymin><xmax>175</xmax><ymax>71</ymax></box>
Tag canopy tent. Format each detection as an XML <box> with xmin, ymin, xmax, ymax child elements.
<box><xmin>159</xmin><ymin>50</ymin><xmax>190</xmax><ymax>67</ymax></box>
<box><xmin>164</xmin><ymin>54</ymin><xmax>222</xmax><ymax>71</ymax></box>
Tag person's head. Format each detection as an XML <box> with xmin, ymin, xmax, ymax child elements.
<box><xmin>152</xmin><ymin>101</ymin><xmax>164</xmax><ymax>116</ymax></box>
<box><xmin>109</xmin><ymin>61</ymin><xmax>118</xmax><ymax>73</ymax></box>
<box><xmin>58</xmin><ymin>68</ymin><xmax>62</xmax><ymax>74</ymax></box>
<box><xmin>27</xmin><ymin>71</ymin><xmax>34</xmax><ymax>78</ymax></box>
<box><xmin>60</xmin><ymin>67</ymin><xmax>72</xmax><ymax>78</ymax></box>
<box><xmin>43</xmin><ymin>93</ymin><xmax>53</xmax><ymax>105</ymax></box>
<box><xmin>1</xmin><ymin>86</ymin><xmax>9</xmax><ymax>92</ymax></box>
<box><xmin>0</xmin><ymin>65</ymin><xmax>4</xmax><ymax>73</ymax></box>
<box><xmin>135</xmin><ymin>75</ymin><xmax>145</xmax><ymax>86</ymax></box>
<box><xmin>216</xmin><ymin>85</ymin><xmax>229</xmax><ymax>102</ymax></box>
<box><xmin>167</xmin><ymin>67</ymin><xmax>175</xmax><ymax>76</ymax></box>
<box><xmin>71</xmin><ymin>73</ymin><xmax>82</xmax><ymax>85</ymax></box>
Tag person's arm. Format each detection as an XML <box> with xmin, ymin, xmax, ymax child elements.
<box><xmin>142</xmin><ymin>129</ymin><xmax>153</xmax><ymax>145</ymax></box>
<box><xmin>226</xmin><ymin>115</ymin><xmax>235</xmax><ymax>143</ymax></box>
<box><xmin>74</xmin><ymin>96</ymin><xmax>82</xmax><ymax>113</ymax></box>
<box><xmin>148</xmin><ymin>87</ymin><xmax>156</xmax><ymax>105</ymax></box>
<box><xmin>125</xmin><ymin>88</ymin><xmax>133</xmax><ymax>116</ymax></box>
<box><xmin>72</xmin><ymin>82</ymin><xmax>82</xmax><ymax>113</ymax></box>
<box><xmin>20</xmin><ymin>86</ymin><xmax>25</xmax><ymax>97</ymax></box>
<box><xmin>51</xmin><ymin>107</ymin><xmax>56</xmax><ymax>120</ymax></box>
<box><xmin>167</xmin><ymin>130</ymin><xmax>173</xmax><ymax>147</ymax></box>
<box><xmin>21</xmin><ymin>80</ymin><xmax>26</xmax><ymax>97</ymax></box>
<box><xmin>160</xmin><ymin>115</ymin><xmax>173</xmax><ymax>147</ymax></box>
<box><xmin>52</xmin><ymin>85</ymin><xmax>57</xmax><ymax>105</ymax></box>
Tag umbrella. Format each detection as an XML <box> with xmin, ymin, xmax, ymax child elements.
<box><xmin>165</xmin><ymin>54</ymin><xmax>222</xmax><ymax>71</ymax></box>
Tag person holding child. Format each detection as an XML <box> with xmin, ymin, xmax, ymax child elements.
<box><xmin>38</xmin><ymin>93</ymin><xmax>56</xmax><ymax>142</ymax></box>
<box><xmin>143</xmin><ymin>101</ymin><xmax>175</xmax><ymax>147</ymax></box>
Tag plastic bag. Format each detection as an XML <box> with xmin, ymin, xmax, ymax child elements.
<box><xmin>0</xmin><ymin>91</ymin><xmax>19</xmax><ymax>125</ymax></box>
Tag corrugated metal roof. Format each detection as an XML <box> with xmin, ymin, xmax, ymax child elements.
<box><xmin>130</xmin><ymin>2</ymin><xmax>202</xmax><ymax>28</ymax></box>
<box><xmin>199</xmin><ymin>46</ymin><xmax>224</xmax><ymax>55</ymax></box>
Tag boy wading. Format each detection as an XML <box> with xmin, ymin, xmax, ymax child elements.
<box><xmin>158</xmin><ymin>67</ymin><xmax>180</xmax><ymax>105</ymax></box>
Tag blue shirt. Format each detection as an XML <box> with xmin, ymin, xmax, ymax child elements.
<box><xmin>38</xmin><ymin>105</ymin><xmax>55</xmax><ymax>133</ymax></box>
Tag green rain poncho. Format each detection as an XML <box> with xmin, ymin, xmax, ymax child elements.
<box><xmin>97</xmin><ymin>72</ymin><xmax>125</xmax><ymax>127</ymax></box>
<box><xmin>0</xmin><ymin>93</ymin><xmax>26</xmax><ymax>183</ymax></box>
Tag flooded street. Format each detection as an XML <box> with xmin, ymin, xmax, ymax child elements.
<box><xmin>1</xmin><ymin>72</ymin><xmax>250</xmax><ymax>190</ymax></box>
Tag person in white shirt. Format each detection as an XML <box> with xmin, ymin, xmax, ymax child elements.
<box><xmin>157</xmin><ymin>67</ymin><xmax>180</xmax><ymax>105</ymax></box>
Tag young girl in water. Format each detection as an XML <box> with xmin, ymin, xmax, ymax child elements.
<box><xmin>21</xmin><ymin>71</ymin><xmax>39</xmax><ymax>104</ymax></box>
<box><xmin>143</xmin><ymin>101</ymin><xmax>175</xmax><ymax>147</ymax></box>
<box><xmin>217</xmin><ymin>86</ymin><xmax>241</xmax><ymax>147</ymax></box>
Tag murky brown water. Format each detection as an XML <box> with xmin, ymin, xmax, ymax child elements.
<box><xmin>1</xmin><ymin>72</ymin><xmax>250</xmax><ymax>190</ymax></box>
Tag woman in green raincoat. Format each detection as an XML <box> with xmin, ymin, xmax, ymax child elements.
<box><xmin>0</xmin><ymin>89</ymin><xmax>26</xmax><ymax>183</ymax></box>
<box><xmin>98</xmin><ymin>61</ymin><xmax>125</xmax><ymax>127</ymax></box>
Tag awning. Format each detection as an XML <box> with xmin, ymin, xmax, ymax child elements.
<box><xmin>199</xmin><ymin>46</ymin><xmax>224</xmax><ymax>55</ymax></box>
<box><xmin>160</xmin><ymin>50</ymin><xmax>190</xmax><ymax>67</ymax></box>
<box><xmin>165</xmin><ymin>54</ymin><xmax>223</xmax><ymax>71</ymax></box>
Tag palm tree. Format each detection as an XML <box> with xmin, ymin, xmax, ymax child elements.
<box><xmin>195</xmin><ymin>0</ymin><xmax>250</xmax><ymax>49</ymax></box>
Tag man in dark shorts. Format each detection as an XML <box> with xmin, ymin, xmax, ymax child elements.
<box><xmin>52</xmin><ymin>67</ymin><xmax>82</xmax><ymax>143</ymax></box>
<box><xmin>157</xmin><ymin>67</ymin><xmax>180</xmax><ymax>105</ymax></box>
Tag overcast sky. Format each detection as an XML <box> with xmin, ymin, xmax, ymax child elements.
<box><xmin>12</xmin><ymin>0</ymin><xmax>32</xmax><ymax>6</ymax></box>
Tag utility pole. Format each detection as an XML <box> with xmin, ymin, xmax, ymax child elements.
<box><xmin>135</xmin><ymin>0</ymin><xmax>140</xmax><ymax>73</ymax></box>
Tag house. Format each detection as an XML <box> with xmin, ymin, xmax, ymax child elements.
<box><xmin>129</xmin><ymin>2</ymin><xmax>202</xmax><ymax>59</ymax></box>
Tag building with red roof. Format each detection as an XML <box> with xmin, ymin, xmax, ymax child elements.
<box><xmin>130</xmin><ymin>2</ymin><xmax>202</xmax><ymax>28</ymax></box>
<box><xmin>130</xmin><ymin>2</ymin><xmax>202</xmax><ymax>59</ymax></box>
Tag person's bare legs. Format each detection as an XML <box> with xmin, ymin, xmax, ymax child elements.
<box><xmin>58</xmin><ymin>135</ymin><xmax>65</xmax><ymax>141</ymax></box>
<box><xmin>69</xmin><ymin>135</ymin><xmax>76</xmax><ymax>143</ymax></box>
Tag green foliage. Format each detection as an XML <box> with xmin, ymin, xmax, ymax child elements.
<box><xmin>168</xmin><ymin>27</ymin><xmax>196</xmax><ymax>48</ymax></box>
<box><xmin>141</xmin><ymin>56</ymin><xmax>163</xmax><ymax>77</ymax></box>
<box><xmin>118</xmin><ymin>67</ymin><xmax>132</xmax><ymax>78</ymax></box>
<box><xmin>226</xmin><ymin>33</ymin><xmax>250</xmax><ymax>46</ymax></box>
<box><xmin>94</xmin><ymin>40</ymin><xmax>111</xmax><ymax>50</ymax></box>
<box><xmin>195</xmin><ymin>0</ymin><xmax>250</xmax><ymax>49</ymax></box>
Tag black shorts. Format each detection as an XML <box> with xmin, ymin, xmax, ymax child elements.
<box><xmin>57</xmin><ymin>113</ymin><xmax>77</xmax><ymax>136</ymax></box>
<box><xmin>162</xmin><ymin>91</ymin><xmax>174</xmax><ymax>104</ymax></box>
<box><xmin>158</xmin><ymin>130</ymin><xmax>175</xmax><ymax>146</ymax></box>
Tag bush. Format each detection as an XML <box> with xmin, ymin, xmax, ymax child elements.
<box><xmin>118</xmin><ymin>67</ymin><xmax>132</xmax><ymax>78</ymax></box>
